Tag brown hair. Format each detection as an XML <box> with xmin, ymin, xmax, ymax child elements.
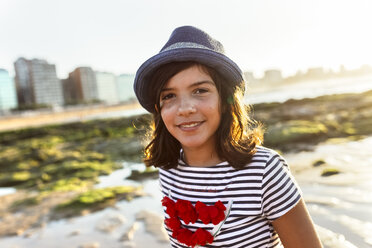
<box><xmin>144</xmin><ymin>61</ymin><xmax>263</xmax><ymax>169</ymax></box>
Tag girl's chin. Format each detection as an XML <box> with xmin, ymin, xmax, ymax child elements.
<box><xmin>180</xmin><ymin>141</ymin><xmax>203</xmax><ymax>149</ymax></box>
<box><xmin>180</xmin><ymin>141</ymin><xmax>211</xmax><ymax>151</ymax></box>
<box><xmin>177</xmin><ymin>134</ymin><xmax>217</xmax><ymax>150</ymax></box>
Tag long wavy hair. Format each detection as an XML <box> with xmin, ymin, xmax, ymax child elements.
<box><xmin>144</xmin><ymin>61</ymin><xmax>263</xmax><ymax>169</ymax></box>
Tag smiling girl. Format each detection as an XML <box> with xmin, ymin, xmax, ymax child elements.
<box><xmin>134</xmin><ymin>26</ymin><xmax>322</xmax><ymax>248</ymax></box>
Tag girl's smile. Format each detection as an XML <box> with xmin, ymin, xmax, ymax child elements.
<box><xmin>177</xmin><ymin>121</ymin><xmax>204</xmax><ymax>130</ymax></box>
<box><xmin>159</xmin><ymin>65</ymin><xmax>221</xmax><ymax>164</ymax></box>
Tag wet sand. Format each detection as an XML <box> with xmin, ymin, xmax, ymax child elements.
<box><xmin>0</xmin><ymin>137</ymin><xmax>371</xmax><ymax>248</ymax></box>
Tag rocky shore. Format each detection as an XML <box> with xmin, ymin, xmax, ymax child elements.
<box><xmin>1</xmin><ymin>89</ymin><xmax>372</xmax><ymax>247</ymax></box>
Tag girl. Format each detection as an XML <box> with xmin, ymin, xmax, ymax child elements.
<box><xmin>134</xmin><ymin>26</ymin><xmax>322</xmax><ymax>248</ymax></box>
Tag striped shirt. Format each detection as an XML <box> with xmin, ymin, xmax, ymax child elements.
<box><xmin>159</xmin><ymin>146</ymin><xmax>302</xmax><ymax>248</ymax></box>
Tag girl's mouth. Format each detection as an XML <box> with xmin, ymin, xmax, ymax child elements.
<box><xmin>177</xmin><ymin>121</ymin><xmax>204</xmax><ymax>129</ymax></box>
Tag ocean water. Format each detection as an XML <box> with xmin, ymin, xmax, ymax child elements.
<box><xmin>245</xmin><ymin>75</ymin><xmax>372</xmax><ymax>104</ymax></box>
<box><xmin>286</xmin><ymin>137</ymin><xmax>372</xmax><ymax>248</ymax></box>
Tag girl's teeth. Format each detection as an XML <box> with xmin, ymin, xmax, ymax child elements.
<box><xmin>181</xmin><ymin>123</ymin><xmax>198</xmax><ymax>128</ymax></box>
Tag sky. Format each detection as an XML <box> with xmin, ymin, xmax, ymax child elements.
<box><xmin>1</xmin><ymin>0</ymin><xmax>372</xmax><ymax>79</ymax></box>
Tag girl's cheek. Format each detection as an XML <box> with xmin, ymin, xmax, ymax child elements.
<box><xmin>160</xmin><ymin>107</ymin><xmax>174</xmax><ymax>122</ymax></box>
<box><xmin>162</xmin><ymin>99</ymin><xmax>182</xmax><ymax>112</ymax></box>
<box><xmin>160</xmin><ymin>103</ymin><xmax>174</xmax><ymax>113</ymax></box>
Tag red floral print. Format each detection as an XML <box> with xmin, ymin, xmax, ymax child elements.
<box><xmin>173</xmin><ymin>228</ymin><xmax>193</xmax><ymax>246</ymax></box>
<box><xmin>213</xmin><ymin>200</ymin><xmax>226</xmax><ymax>224</ymax></box>
<box><xmin>195</xmin><ymin>200</ymin><xmax>226</xmax><ymax>225</ymax></box>
<box><xmin>175</xmin><ymin>199</ymin><xmax>198</xmax><ymax>224</ymax></box>
<box><xmin>162</xmin><ymin>196</ymin><xmax>227</xmax><ymax>247</ymax></box>
<box><xmin>191</xmin><ymin>228</ymin><xmax>214</xmax><ymax>246</ymax></box>
<box><xmin>165</xmin><ymin>217</ymin><xmax>181</xmax><ymax>231</ymax></box>
<box><xmin>162</xmin><ymin>196</ymin><xmax>177</xmax><ymax>217</ymax></box>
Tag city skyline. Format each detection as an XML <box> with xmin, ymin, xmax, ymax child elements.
<box><xmin>9</xmin><ymin>58</ymin><xmax>137</xmax><ymax>109</ymax></box>
<box><xmin>1</xmin><ymin>0</ymin><xmax>372</xmax><ymax>79</ymax></box>
<box><xmin>1</xmin><ymin>54</ymin><xmax>371</xmax><ymax>113</ymax></box>
<box><xmin>4</xmin><ymin>55</ymin><xmax>371</xmax><ymax>81</ymax></box>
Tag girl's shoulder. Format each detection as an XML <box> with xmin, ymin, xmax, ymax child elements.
<box><xmin>244</xmin><ymin>145</ymin><xmax>289</xmax><ymax>171</ymax></box>
<box><xmin>253</xmin><ymin>145</ymin><xmax>284</xmax><ymax>160</ymax></box>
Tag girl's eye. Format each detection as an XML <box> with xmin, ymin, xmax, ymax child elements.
<box><xmin>161</xmin><ymin>93</ymin><xmax>175</xmax><ymax>101</ymax></box>
<box><xmin>194</xmin><ymin>88</ymin><xmax>208</xmax><ymax>94</ymax></box>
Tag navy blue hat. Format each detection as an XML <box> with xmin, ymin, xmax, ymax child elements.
<box><xmin>134</xmin><ymin>25</ymin><xmax>244</xmax><ymax>113</ymax></box>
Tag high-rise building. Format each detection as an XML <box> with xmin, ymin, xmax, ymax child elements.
<box><xmin>306</xmin><ymin>67</ymin><xmax>325</xmax><ymax>78</ymax></box>
<box><xmin>263</xmin><ymin>69</ymin><xmax>282</xmax><ymax>83</ymax></box>
<box><xmin>116</xmin><ymin>74</ymin><xmax>135</xmax><ymax>102</ymax></box>
<box><xmin>14</xmin><ymin>57</ymin><xmax>64</xmax><ymax>106</ymax></box>
<box><xmin>61</xmin><ymin>78</ymin><xmax>77</xmax><ymax>104</ymax></box>
<box><xmin>65</xmin><ymin>67</ymin><xmax>98</xmax><ymax>103</ymax></box>
<box><xmin>14</xmin><ymin>58</ymin><xmax>33</xmax><ymax>105</ymax></box>
<box><xmin>95</xmin><ymin>71</ymin><xmax>119</xmax><ymax>104</ymax></box>
<box><xmin>0</xmin><ymin>69</ymin><xmax>18</xmax><ymax>111</ymax></box>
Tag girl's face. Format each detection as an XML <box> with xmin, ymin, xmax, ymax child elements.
<box><xmin>159</xmin><ymin>65</ymin><xmax>221</xmax><ymax>154</ymax></box>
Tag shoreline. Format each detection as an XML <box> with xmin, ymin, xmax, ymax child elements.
<box><xmin>1</xmin><ymin>86</ymin><xmax>372</xmax><ymax>247</ymax></box>
<box><xmin>0</xmin><ymin>136</ymin><xmax>371</xmax><ymax>247</ymax></box>
<box><xmin>1</xmin><ymin>74</ymin><xmax>372</xmax><ymax>132</ymax></box>
<box><xmin>0</xmin><ymin>102</ymin><xmax>142</xmax><ymax>132</ymax></box>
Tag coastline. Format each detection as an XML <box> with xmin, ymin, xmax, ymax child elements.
<box><xmin>1</xmin><ymin>74</ymin><xmax>371</xmax><ymax>133</ymax></box>
<box><xmin>1</xmin><ymin>86</ymin><xmax>372</xmax><ymax>247</ymax></box>
<box><xmin>0</xmin><ymin>102</ymin><xmax>142</xmax><ymax>132</ymax></box>
<box><xmin>0</xmin><ymin>136</ymin><xmax>371</xmax><ymax>248</ymax></box>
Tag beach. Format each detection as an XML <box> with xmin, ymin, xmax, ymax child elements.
<box><xmin>0</xmin><ymin>136</ymin><xmax>371</xmax><ymax>248</ymax></box>
<box><xmin>1</xmin><ymin>79</ymin><xmax>372</xmax><ymax>248</ymax></box>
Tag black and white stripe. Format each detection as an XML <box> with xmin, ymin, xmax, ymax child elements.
<box><xmin>159</xmin><ymin>146</ymin><xmax>302</xmax><ymax>248</ymax></box>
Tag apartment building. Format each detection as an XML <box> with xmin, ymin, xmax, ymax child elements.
<box><xmin>95</xmin><ymin>71</ymin><xmax>119</xmax><ymax>104</ymax></box>
<box><xmin>0</xmin><ymin>69</ymin><xmax>18</xmax><ymax>111</ymax></box>
<box><xmin>116</xmin><ymin>74</ymin><xmax>135</xmax><ymax>103</ymax></box>
<box><xmin>14</xmin><ymin>58</ymin><xmax>64</xmax><ymax>106</ymax></box>
<box><xmin>63</xmin><ymin>67</ymin><xmax>98</xmax><ymax>103</ymax></box>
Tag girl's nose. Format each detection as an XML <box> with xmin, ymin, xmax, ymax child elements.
<box><xmin>177</xmin><ymin>98</ymin><xmax>196</xmax><ymax>116</ymax></box>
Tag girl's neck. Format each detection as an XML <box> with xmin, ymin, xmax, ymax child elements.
<box><xmin>182</xmin><ymin>146</ymin><xmax>223</xmax><ymax>167</ymax></box>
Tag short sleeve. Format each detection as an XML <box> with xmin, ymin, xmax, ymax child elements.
<box><xmin>261</xmin><ymin>152</ymin><xmax>302</xmax><ymax>221</ymax></box>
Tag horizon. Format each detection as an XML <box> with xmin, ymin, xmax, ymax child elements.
<box><xmin>1</xmin><ymin>0</ymin><xmax>372</xmax><ymax>78</ymax></box>
<box><xmin>4</xmin><ymin>56</ymin><xmax>371</xmax><ymax>81</ymax></box>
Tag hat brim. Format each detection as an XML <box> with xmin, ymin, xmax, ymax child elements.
<box><xmin>134</xmin><ymin>47</ymin><xmax>244</xmax><ymax>113</ymax></box>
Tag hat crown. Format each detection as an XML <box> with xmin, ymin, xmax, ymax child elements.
<box><xmin>160</xmin><ymin>26</ymin><xmax>225</xmax><ymax>54</ymax></box>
